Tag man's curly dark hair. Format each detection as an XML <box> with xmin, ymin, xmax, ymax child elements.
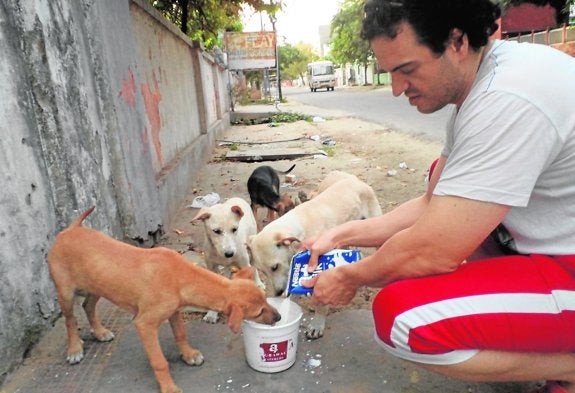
<box><xmin>361</xmin><ymin>0</ymin><xmax>501</xmax><ymax>54</ymax></box>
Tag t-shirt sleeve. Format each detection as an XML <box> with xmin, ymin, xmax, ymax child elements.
<box><xmin>434</xmin><ymin>91</ymin><xmax>561</xmax><ymax>207</ymax></box>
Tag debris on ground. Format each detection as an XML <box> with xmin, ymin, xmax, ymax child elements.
<box><xmin>188</xmin><ymin>192</ymin><xmax>220</xmax><ymax>208</ymax></box>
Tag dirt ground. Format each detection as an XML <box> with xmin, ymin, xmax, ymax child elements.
<box><xmin>161</xmin><ymin>107</ymin><xmax>444</xmax><ymax>317</ymax></box>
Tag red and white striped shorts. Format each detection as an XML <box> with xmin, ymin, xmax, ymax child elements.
<box><xmin>372</xmin><ymin>254</ymin><xmax>575</xmax><ymax>365</ymax></box>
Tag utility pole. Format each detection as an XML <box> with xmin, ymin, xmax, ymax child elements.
<box><xmin>268</xmin><ymin>2</ymin><xmax>282</xmax><ymax>101</ymax></box>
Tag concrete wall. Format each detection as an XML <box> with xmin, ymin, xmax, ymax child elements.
<box><xmin>0</xmin><ymin>0</ymin><xmax>229</xmax><ymax>382</ymax></box>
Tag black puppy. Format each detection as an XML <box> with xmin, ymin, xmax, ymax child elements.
<box><xmin>247</xmin><ymin>164</ymin><xmax>296</xmax><ymax>230</ymax></box>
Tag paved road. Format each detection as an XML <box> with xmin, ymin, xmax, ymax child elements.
<box><xmin>283</xmin><ymin>85</ymin><xmax>453</xmax><ymax>143</ymax></box>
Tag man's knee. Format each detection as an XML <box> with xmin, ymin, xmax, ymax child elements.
<box><xmin>372</xmin><ymin>281</ymin><xmax>413</xmax><ymax>347</ymax></box>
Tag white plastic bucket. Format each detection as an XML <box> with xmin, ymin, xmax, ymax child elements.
<box><xmin>241</xmin><ymin>297</ymin><xmax>302</xmax><ymax>373</ymax></box>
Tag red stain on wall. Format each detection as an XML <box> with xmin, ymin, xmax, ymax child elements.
<box><xmin>141</xmin><ymin>72</ymin><xmax>163</xmax><ymax>166</ymax></box>
<box><xmin>119</xmin><ymin>68</ymin><xmax>137</xmax><ymax>107</ymax></box>
<box><xmin>141</xmin><ymin>126</ymin><xmax>151</xmax><ymax>157</ymax></box>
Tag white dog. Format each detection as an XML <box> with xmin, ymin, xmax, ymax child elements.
<box><xmin>246</xmin><ymin>172</ymin><xmax>382</xmax><ymax>338</ymax></box>
<box><xmin>192</xmin><ymin>197</ymin><xmax>264</xmax><ymax>323</ymax></box>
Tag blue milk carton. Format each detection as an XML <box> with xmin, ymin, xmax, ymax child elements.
<box><xmin>286</xmin><ymin>249</ymin><xmax>362</xmax><ymax>295</ymax></box>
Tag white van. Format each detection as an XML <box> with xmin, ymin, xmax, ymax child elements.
<box><xmin>307</xmin><ymin>61</ymin><xmax>336</xmax><ymax>92</ymax></box>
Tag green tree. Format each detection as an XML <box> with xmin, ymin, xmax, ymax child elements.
<box><xmin>279</xmin><ymin>43</ymin><xmax>318</xmax><ymax>84</ymax></box>
<box><xmin>149</xmin><ymin>0</ymin><xmax>282</xmax><ymax>48</ymax></box>
<box><xmin>330</xmin><ymin>0</ymin><xmax>372</xmax><ymax>84</ymax></box>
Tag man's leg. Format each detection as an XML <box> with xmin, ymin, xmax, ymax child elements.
<box><xmin>372</xmin><ymin>254</ymin><xmax>575</xmax><ymax>389</ymax></box>
<box><xmin>423</xmin><ymin>351</ymin><xmax>575</xmax><ymax>392</ymax></box>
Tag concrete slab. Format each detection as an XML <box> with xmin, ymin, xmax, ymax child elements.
<box><xmin>225</xmin><ymin>148</ymin><xmax>319</xmax><ymax>162</ymax></box>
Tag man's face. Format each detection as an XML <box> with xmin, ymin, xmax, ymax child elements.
<box><xmin>372</xmin><ymin>22</ymin><xmax>466</xmax><ymax>113</ymax></box>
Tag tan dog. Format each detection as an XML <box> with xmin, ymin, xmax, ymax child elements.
<box><xmin>246</xmin><ymin>172</ymin><xmax>382</xmax><ymax>339</ymax></box>
<box><xmin>47</xmin><ymin>207</ymin><xmax>280</xmax><ymax>393</ymax></box>
<box><xmin>312</xmin><ymin>170</ymin><xmax>357</xmax><ymax>196</ymax></box>
<box><xmin>191</xmin><ymin>197</ymin><xmax>264</xmax><ymax>323</ymax></box>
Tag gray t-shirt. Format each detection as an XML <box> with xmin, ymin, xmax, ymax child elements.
<box><xmin>435</xmin><ymin>40</ymin><xmax>575</xmax><ymax>255</ymax></box>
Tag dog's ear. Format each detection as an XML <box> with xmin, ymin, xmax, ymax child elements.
<box><xmin>275</xmin><ymin>194</ymin><xmax>295</xmax><ymax>216</ymax></box>
<box><xmin>225</xmin><ymin>303</ymin><xmax>244</xmax><ymax>334</ymax></box>
<box><xmin>246</xmin><ymin>235</ymin><xmax>255</xmax><ymax>248</ymax></box>
<box><xmin>245</xmin><ymin>241</ymin><xmax>254</xmax><ymax>261</ymax></box>
<box><xmin>278</xmin><ymin>236</ymin><xmax>300</xmax><ymax>247</ymax></box>
<box><xmin>233</xmin><ymin>266</ymin><xmax>254</xmax><ymax>280</ymax></box>
<box><xmin>191</xmin><ymin>209</ymin><xmax>210</xmax><ymax>223</ymax></box>
<box><xmin>230</xmin><ymin>205</ymin><xmax>245</xmax><ymax>219</ymax></box>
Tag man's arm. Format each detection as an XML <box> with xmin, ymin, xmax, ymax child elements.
<box><xmin>308</xmin><ymin>194</ymin><xmax>510</xmax><ymax>305</ymax></box>
<box><xmin>303</xmin><ymin>156</ymin><xmax>511</xmax><ymax>305</ymax></box>
<box><xmin>303</xmin><ymin>156</ymin><xmax>447</xmax><ymax>270</ymax></box>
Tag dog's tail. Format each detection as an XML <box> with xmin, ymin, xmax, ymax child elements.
<box><xmin>70</xmin><ymin>206</ymin><xmax>95</xmax><ymax>228</ymax></box>
<box><xmin>278</xmin><ymin>164</ymin><xmax>296</xmax><ymax>174</ymax></box>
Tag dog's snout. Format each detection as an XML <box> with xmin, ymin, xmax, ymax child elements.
<box><xmin>224</xmin><ymin>251</ymin><xmax>234</xmax><ymax>258</ymax></box>
<box><xmin>272</xmin><ymin>308</ymin><xmax>282</xmax><ymax>323</ymax></box>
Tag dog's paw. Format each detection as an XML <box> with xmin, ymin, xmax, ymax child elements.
<box><xmin>162</xmin><ymin>385</ymin><xmax>183</xmax><ymax>393</ymax></box>
<box><xmin>305</xmin><ymin>315</ymin><xmax>326</xmax><ymax>340</ymax></box>
<box><xmin>66</xmin><ymin>350</ymin><xmax>85</xmax><ymax>364</ymax></box>
<box><xmin>93</xmin><ymin>329</ymin><xmax>115</xmax><ymax>342</ymax></box>
<box><xmin>202</xmin><ymin>310</ymin><xmax>219</xmax><ymax>324</ymax></box>
<box><xmin>182</xmin><ymin>350</ymin><xmax>204</xmax><ymax>366</ymax></box>
<box><xmin>305</xmin><ymin>327</ymin><xmax>324</xmax><ymax>340</ymax></box>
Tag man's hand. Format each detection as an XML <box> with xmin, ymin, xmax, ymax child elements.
<box><xmin>299</xmin><ymin>231</ymin><xmax>339</xmax><ymax>273</ymax></box>
<box><xmin>301</xmin><ymin>264</ymin><xmax>358</xmax><ymax>305</ymax></box>
<box><xmin>298</xmin><ymin>236</ymin><xmax>321</xmax><ymax>273</ymax></box>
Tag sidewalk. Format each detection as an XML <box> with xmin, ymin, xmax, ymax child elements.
<box><xmin>1</xmin><ymin>304</ymin><xmax>538</xmax><ymax>393</ymax></box>
<box><xmin>2</xmin><ymin>101</ymin><xmax>540</xmax><ymax>393</ymax></box>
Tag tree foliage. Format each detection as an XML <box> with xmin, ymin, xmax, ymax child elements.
<box><xmin>279</xmin><ymin>43</ymin><xmax>317</xmax><ymax>83</ymax></box>
<box><xmin>329</xmin><ymin>0</ymin><xmax>372</xmax><ymax>82</ymax></box>
<box><xmin>149</xmin><ymin>0</ymin><xmax>282</xmax><ymax>48</ymax></box>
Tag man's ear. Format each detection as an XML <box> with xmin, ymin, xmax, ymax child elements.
<box><xmin>445</xmin><ymin>28</ymin><xmax>473</xmax><ymax>65</ymax></box>
<box><xmin>448</xmin><ymin>28</ymin><xmax>466</xmax><ymax>52</ymax></box>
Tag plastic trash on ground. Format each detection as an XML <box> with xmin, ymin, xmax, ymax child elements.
<box><xmin>188</xmin><ymin>192</ymin><xmax>220</xmax><ymax>208</ymax></box>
